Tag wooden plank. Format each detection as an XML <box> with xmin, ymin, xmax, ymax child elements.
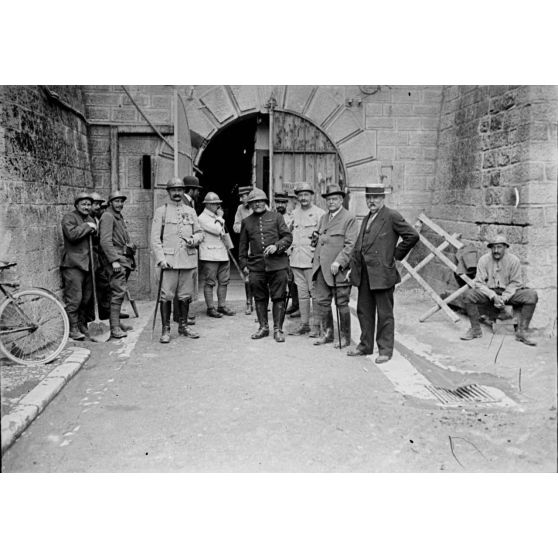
<box><xmin>398</xmin><ymin>233</ymin><xmax>461</xmax><ymax>286</ymax></box>
<box><xmin>418</xmin><ymin>233</ymin><xmax>475</xmax><ymax>288</ymax></box>
<box><xmin>420</xmin><ymin>284</ymin><xmax>469</xmax><ymax>322</ymax></box>
<box><xmin>401</xmin><ymin>260</ymin><xmax>461</xmax><ymax>323</ymax></box>
<box><xmin>419</xmin><ymin>213</ymin><xmax>463</xmax><ymax>249</ymax></box>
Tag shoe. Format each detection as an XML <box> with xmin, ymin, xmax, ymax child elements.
<box><xmin>515</xmin><ymin>331</ymin><xmax>537</xmax><ymax>346</ymax></box>
<box><xmin>460</xmin><ymin>328</ymin><xmax>482</xmax><ymax>341</ymax></box>
<box><xmin>69</xmin><ymin>327</ymin><xmax>86</xmax><ymax>341</ymax></box>
<box><xmin>119</xmin><ymin>312</ymin><xmax>130</xmax><ymax>319</ymax></box>
<box><xmin>313</xmin><ymin>329</ymin><xmax>334</xmax><ymax>345</ymax></box>
<box><xmin>119</xmin><ymin>322</ymin><xmax>133</xmax><ymax>332</ymax></box>
<box><xmin>285</xmin><ymin>305</ymin><xmax>299</xmax><ymax>315</ymax></box>
<box><xmin>308</xmin><ymin>327</ymin><xmax>321</xmax><ymax>338</ymax></box>
<box><xmin>179</xmin><ymin>325</ymin><xmax>200</xmax><ymax>339</ymax></box>
<box><xmin>375</xmin><ymin>355</ymin><xmax>391</xmax><ymax>364</ymax></box>
<box><xmin>274</xmin><ymin>329</ymin><xmax>285</xmax><ymax>343</ymax></box>
<box><xmin>251</xmin><ymin>326</ymin><xmax>270</xmax><ymax>340</ymax></box>
<box><xmin>110</xmin><ymin>327</ymin><xmax>127</xmax><ymax>339</ymax></box>
<box><xmin>217</xmin><ymin>306</ymin><xmax>235</xmax><ymax>316</ymax></box>
<box><xmin>346</xmin><ymin>346</ymin><xmax>371</xmax><ymax>357</ymax></box>
<box><xmin>77</xmin><ymin>322</ymin><xmax>89</xmax><ymax>336</ymax></box>
<box><xmin>289</xmin><ymin>309</ymin><xmax>301</xmax><ymax>318</ymax></box>
<box><xmin>160</xmin><ymin>326</ymin><xmax>171</xmax><ymax>344</ymax></box>
<box><xmin>288</xmin><ymin>323</ymin><xmax>310</xmax><ymax>336</ymax></box>
<box><xmin>187</xmin><ymin>315</ymin><xmax>196</xmax><ymax>325</ymax></box>
<box><xmin>206</xmin><ymin>308</ymin><xmax>222</xmax><ymax>318</ymax></box>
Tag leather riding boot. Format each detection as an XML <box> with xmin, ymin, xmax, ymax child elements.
<box><xmin>178</xmin><ymin>299</ymin><xmax>200</xmax><ymax>338</ymax></box>
<box><xmin>272</xmin><ymin>300</ymin><xmax>286</xmax><ymax>343</ymax></box>
<box><xmin>110</xmin><ymin>304</ymin><xmax>127</xmax><ymax>339</ymax></box>
<box><xmin>516</xmin><ymin>304</ymin><xmax>537</xmax><ymax>346</ymax></box>
<box><xmin>313</xmin><ymin>307</ymin><xmax>334</xmax><ymax>345</ymax></box>
<box><xmin>159</xmin><ymin>301</ymin><xmax>171</xmax><ymax>343</ymax></box>
<box><xmin>251</xmin><ymin>302</ymin><xmax>270</xmax><ymax>339</ymax></box>
<box><xmin>333</xmin><ymin>307</ymin><xmax>351</xmax><ymax>348</ymax></box>
<box><xmin>460</xmin><ymin>303</ymin><xmax>482</xmax><ymax>340</ymax></box>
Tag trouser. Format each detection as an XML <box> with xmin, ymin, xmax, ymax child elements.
<box><xmin>461</xmin><ymin>287</ymin><xmax>538</xmax><ymax>307</ymax></box>
<box><xmin>200</xmin><ymin>260</ymin><xmax>231</xmax><ymax>308</ymax></box>
<box><xmin>61</xmin><ymin>267</ymin><xmax>93</xmax><ymax>328</ymax></box>
<box><xmin>162</xmin><ymin>268</ymin><xmax>197</xmax><ymax>302</ymax></box>
<box><xmin>173</xmin><ymin>268</ymin><xmax>198</xmax><ymax>321</ymax></box>
<box><xmin>106</xmin><ymin>265</ymin><xmax>131</xmax><ymax>326</ymax></box>
<box><xmin>84</xmin><ymin>265</ymin><xmax>111</xmax><ymax>322</ymax></box>
<box><xmin>287</xmin><ymin>266</ymin><xmax>298</xmax><ymax>309</ymax></box>
<box><xmin>312</xmin><ymin>269</ymin><xmax>351</xmax><ymax>309</ymax></box>
<box><xmin>356</xmin><ymin>270</ymin><xmax>395</xmax><ymax>356</ymax></box>
<box><xmin>292</xmin><ymin>266</ymin><xmax>315</xmax><ymax>326</ymax></box>
<box><xmin>249</xmin><ymin>269</ymin><xmax>289</xmax><ymax>304</ymax></box>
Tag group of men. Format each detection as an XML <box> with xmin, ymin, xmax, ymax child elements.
<box><xmin>60</xmin><ymin>190</ymin><xmax>136</xmax><ymax>340</ymax></box>
<box><xmin>62</xmin><ymin>176</ymin><xmax>540</xmax><ymax>358</ymax></box>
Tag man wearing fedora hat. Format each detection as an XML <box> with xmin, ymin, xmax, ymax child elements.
<box><xmin>99</xmin><ymin>190</ymin><xmax>137</xmax><ymax>339</ymax></box>
<box><xmin>311</xmin><ymin>184</ymin><xmax>359</xmax><ymax>348</ymax></box>
<box><xmin>347</xmin><ymin>185</ymin><xmax>419</xmax><ymax>363</ymax></box>
<box><xmin>198</xmin><ymin>191</ymin><xmax>235</xmax><ymax>318</ymax></box>
<box><xmin>287</xmin><ymin>183</ymin><xmax>325</xmax><ymax>336</ymax></box>
<box><xmin>460</xmin><ymin>233</ymin><xmax>538</xmax><ymax>346</ymax></box>
<box><xmin>151</xmin><ymin>178</ymin><xmax>204</xmax><ymax>343</ymax></box>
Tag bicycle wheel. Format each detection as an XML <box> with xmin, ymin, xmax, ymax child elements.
<box><xmin>0</xmin><ymin>289</ymin><xmax>69</xmax><ymax>365</ymax></box>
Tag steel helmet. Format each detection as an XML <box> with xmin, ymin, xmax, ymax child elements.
<box><xmin>246</xmin><ymin>188</ymin><xmax>268</xmax><ymax>204</ymax></box>
<box><xmin>487</xmin><ymin>234</ymin><xmax>510</xmax><ymax>248</ymax></box>
<box><xmin>108</xmin><ymin>190</ymin><xmax>127</xmax><ymax>203</ymax></box>
<box><xmin>166</xmin><ymin>177</ymin><xmax>185</xmax><ymax>190</ymax></box>
<box><xmin>74</xmin><ymin>191</ymin><xmax>94</xmax><ymax>205</ymax></box>
<box><xmin>202</xmin><ymin>192</ymin><xmax>223</xmax><ymax>204</ymax></box>
<box><xmin>90</xmin><ymin>192</ymin><xmax>106</xmax><ymax>203</ymax></box>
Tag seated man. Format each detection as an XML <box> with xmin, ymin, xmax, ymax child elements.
<box><xmin>460</xmin><ymin>234</ymin><xmax>538</xmax><ymax>346</ymax></box>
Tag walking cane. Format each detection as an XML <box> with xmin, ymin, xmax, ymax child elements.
<box><xmin>151</xmin><ymin>267</ymin><xmax>164</xmax><ymax>340</ymax></box>
<box><xmin>332</xmin><ymin>271</ymin><xmax>342</xmax><ymax>350</ymax></box>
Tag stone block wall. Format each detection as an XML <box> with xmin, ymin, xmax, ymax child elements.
<box><xmin>425</xmin><ymin>85</ymin><xmax>557</xmax><ymax>330</ymax></box>
<box><xmin>0</xmin><ymin>85</ymin><xmax>93</xmax><ymax>293</ymax></box>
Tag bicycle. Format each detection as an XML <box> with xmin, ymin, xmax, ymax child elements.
<box><xmin>0</xmin><ymin>262</ymin><xmax>70</xmax><ymax>365</ymax></box>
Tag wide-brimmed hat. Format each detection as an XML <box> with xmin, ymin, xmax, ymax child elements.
<box><xmin>364</xmin><ymin>184</ymin><xmax>386</xmax><ymax>196</ymax></box>
<box><xmin>108</xmin><ymin>191</ymin><xmax>127</xmax><ymax>203</ymax></box>
<box><xmin>487</xmin><ymin>234</ymin><xmax>510</xmax><ymax>248</ymax></box>
<box><xmin>321</xmin><ymin>184</ymin><xmax>346</xmax><ymax>199</ymax></box>
<box><xmin>90</xmin><ymin>192</ymin><xmax>106</xmax><ymax>203</ymax></box>
<box><xmin>74</xmin><ymin>191</ymin><xmax>94</xmax><ymax>205</ymax></box>
<box><xmin>166</xmin><ymin>177</ymin><xmax>185</xmax><ymax>190</ymax></box>
<box><xmin>183</xmin><ymin>175</ymin><xmax>203</xmax><ymax>189</ymax></box>
<box><xmin>294</xmin><ymin>183</ymin><xmax>314</xmax><ymax>195</ymax></box>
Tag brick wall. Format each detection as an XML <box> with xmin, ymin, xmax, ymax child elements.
<box><xmin>0</xmin><ymin>85</ymin><xmax>93</xmax><ymax>293</ymax></box>
<box><xmin>426</xmin><ymin>85</ymin><xmax>557</xmax><ymax>330</ymax></box>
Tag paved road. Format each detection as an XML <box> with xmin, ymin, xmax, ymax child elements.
<box><xmin>2</xmin><ymin>298</ymin><xmax>555</xmax><ymax>472</ymax></box>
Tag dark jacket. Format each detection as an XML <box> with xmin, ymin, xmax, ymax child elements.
<box><xmin>311</xmin><ymin>207</ymin><xmax>359</xmax><ymax>287</ymax></box>
<box><xmin>239</xmin><ymin>210</ymin><xmax>293</xmax><ymax>272</ymax></box>
<box><xmin>60</xmin><ymin>210</ymin><xmax>96</xmax><ymax>272</ymax></box>
<box><xmin>350</xmin><ymin>205</ymin><xmax>419</xmax><ymax>289</ymax></box>
<box><xmin>99</xmin><ymin>207</ymin><xmax>135</xmax><ymax>269</ymax></box>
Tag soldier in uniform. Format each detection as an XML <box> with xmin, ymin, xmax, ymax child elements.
<box><xmin>239</xmin><ymin>189</ymin><xmax>293</xmax><ymax>342</ymax></box>
<box><xmin>287</xmin><ymin>183</ymin><xmax>325</xmax><ymax>336</ymax></box>
<box><xmin>198</xmin><ymin>191</ymin><xmax>235</xmax><ymax>318</ymax></box>
<box><xmin>311</xmin><ymin>184</ymin><xmax>359</xmax><ymax>349</ymax></box>
<box><xmin>233</xmin><ymin>185</ymin><xmax>254</xmax><ymax>314</ymax></box>
<box><xmin>151</xmin><ymin>178</ymin><xmax>204</xmax><ymax>344</ymax></box>
<box><xmin>99</xmin><ymin>191</ymin><xmax>136</xmax><ymax>339</ymax></box>
<box><xmin>60</xmin><ymin>192</ymin><xmax>97</xmax><ymax>340</ymax></box>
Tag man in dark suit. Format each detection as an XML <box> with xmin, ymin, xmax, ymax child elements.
<box><xmin>60</xmin><ymin>192</ymin><xmax>97</xmax><ymax>340</ymax></box>
<box><xmin>347</xmin><ymin>185</ymin><xmax>419</xmax><ymax>363</ymax></box>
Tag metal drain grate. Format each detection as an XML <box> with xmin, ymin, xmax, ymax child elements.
<box><xmin>425</xmin><ymin>384</ymin><xmax>498</xmax><ymax>405</ymax></box>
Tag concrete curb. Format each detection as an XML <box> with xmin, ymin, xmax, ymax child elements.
<box><xmin>1</xmin><ymin>346</ymin><xmax>90</xmax><ymax>454</ymax></box>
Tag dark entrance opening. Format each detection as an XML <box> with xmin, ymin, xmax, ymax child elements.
<box><xmin>196</xmin><ymin>114</ymin><xmax>259</xmax><ymax>245</ymax></box>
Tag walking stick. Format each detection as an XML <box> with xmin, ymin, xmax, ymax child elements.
<box><xmin>332</xmin><ymin>271</ymin><xmax>342</xmax><ymax>350</ymax></box>
<box><xmin>151</xmin><ymin>267</ymin><xmax>164</xmax><ymax>340</ymax></box>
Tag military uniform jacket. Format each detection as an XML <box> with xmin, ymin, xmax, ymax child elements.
<box><xmin>99</xmin><ymin>207</ymin><xmax>135</xmax><ymax>270</ymax></box>
<box><xmin>312</xmin><ymin>207</ymin><xmax>358</xmax><ymax>287</ymax></box>
<box><xmin>349</xmin><ymin>205</ymin><xmax>419</xmax><ymax>290</ymax></box>
<box><xmin>151</xmin><ymin>202</ymin><xmax>203</xmax><ymax>269</ymax></box>
<box><xmin>289</xmin><ymin>205</ymin><xmax>325</xmax><ymax>269</ymax></box>
<box><xmin>60</xmin><ymin>210</ymin><xmax>96</xmax><ymax>272</ymax></box>
<box><xmin>198</xmin><ymin>208</ymin><xmax>228</xmax><ymax>262</ymax></box>
<box><xmin>239</xmin><ymin>210</ymin><xmax>293</xmax><ymax>272</ymax></box>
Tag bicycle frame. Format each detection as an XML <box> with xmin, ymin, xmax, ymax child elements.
<box><xmin>0</xmin><ymin>282</ymin><xmax>38</xmax><ymax>333</ymax></box>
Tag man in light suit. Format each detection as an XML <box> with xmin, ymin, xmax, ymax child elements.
<box><xmin>311</xmin><ymin>184</ymin><xmax>359</xmax><ymax>348</ymax></box>
<box><xmin>347</xmin><ymin>185</ymin><xmax>419</xmax><ymax>363</ymax></box>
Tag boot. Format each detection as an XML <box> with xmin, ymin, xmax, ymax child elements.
<box><xmin>333</xmin><ymin>307</ymin><xmax>351</xmax><ymax>348</ymax></box>
<box><xmin>460</xmin><ymin>303</ymin><xmax>482</xmax><ymax>340</ymax></box>
<box><xmin>159</xmin><ymin>300</ymin><xmax>171</xmax><ymax>343</ymax></box>
<box><xmin>245</xmin><ymin>282</ymin><xmax>253</xmax><ymax>315</ymax></box>
<box><xmin>308</xmin><ymin>302</ymin><xmax>321</xmax><ymax>338</ymax></box>
<box><xmin>67</xmin><ymin>311</ymin><xmax>85</xmax><ymax>340</ymax></box>
<box><xmin>515</xmin><ymin>304</ymin><xmax>537</xmax><ymax>346</ymax></box>
<box><xmin>289</xmin><ymin>298</ymin><xmax>311</xmax><ymax>335</ymax></box>
<box><xmin>251</xmin><ymin>302</ymin><xmax>270</xmax><ymax>339</ymax></box>
<box><xmin>314</xmin><ymin>308</ymin><xmax>334</xmax><ymax>345</ymax></box>
<box><xmin>217</xmin><ymin>285</ymin><xmax>235</xmax><ymax>315</ymax></box>
<box><xmin>178</xmin><ymin>299</ymin><xmax>200</xmax><ymax>338</ymax></box>
<box><xmin>273</xmin><ymin>300</ymin><xmax>286</xmax><ymax>343</ymax></box>
<box><xmin>110</xmin><ymin>304</ymin><xmax>127</xmax><ymax>339</ymax></box>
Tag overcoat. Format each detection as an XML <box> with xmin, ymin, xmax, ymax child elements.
<box><xmin>311</xmin><ymin>207</ymin><xmax>358</xmax><ymax>287</ymax></box>
<box><xmin>99</xmin><ymin>207</ymin><xmax>135</xmax><ymax>270</ymax></box>
<box><xmin>60</xmin><ymin>210</ymin><xmax>96</xmax><ymax>272</ymax></box>
<box><xmin>349</xmin><ymin>205</ymin><xmax>419</xmax><ymax>290</ymax></box>
<box><xmin>198</xmin><ymin>208</ymin><xmax>228</xmax><ymax>262</ymax></box>
<box><xmin>151</xmin><ymin>202</ymin><xmax>203</xmax><ymax>269</ymax></box>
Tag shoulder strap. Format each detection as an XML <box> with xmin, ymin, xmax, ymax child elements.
<box><xmin>160</xmin><ymin>204</ymin><xmax>167</xmax><ymax>243</ymax></box>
